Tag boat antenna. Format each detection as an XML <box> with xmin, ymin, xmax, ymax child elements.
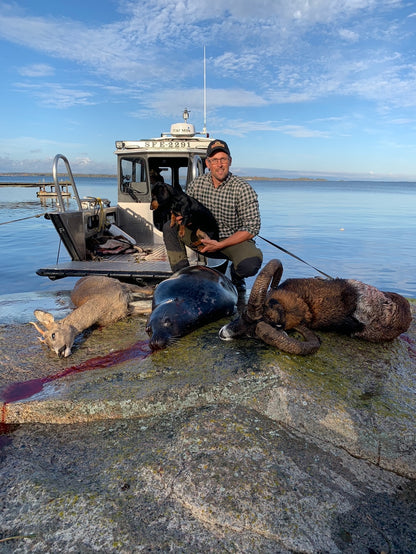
<box><xmin>203</xmin><ymin>45</ymin><xmax>207</xmax><ymax>135</ymax></box>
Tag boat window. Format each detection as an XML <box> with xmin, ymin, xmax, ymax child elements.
<box><xmin>148</xmin><ymin>156</ymin><xmax>193</xmax><ymax>191</ymax></box>
<box><xmin>120</xmin><ymin>157</ymin><xmax>148</xmax><ymax>200</ymax></box>
<box><xmin>178</xmin><ymin>166</ymin><xmax>188</xmax><ymax>188</ymax></box>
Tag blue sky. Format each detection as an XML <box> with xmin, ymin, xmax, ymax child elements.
<box><xmin>0</xmin><ymin>0</ymin><xmax>416</xmax><ymax>180</ymax></box>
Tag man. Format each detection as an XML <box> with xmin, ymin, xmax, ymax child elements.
<box><xmin>163</xmin><ymin>139</ymin><xmax>263</xmax><ymax>292</ymax></box>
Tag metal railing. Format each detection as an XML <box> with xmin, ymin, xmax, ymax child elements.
<box><xmin>52</xmin><ymin>154</ymin><xmax>82</xmax><ymax>212</ymax></box>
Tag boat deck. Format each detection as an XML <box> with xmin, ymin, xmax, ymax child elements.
<box><xmin>37</xmin><ymin>241</ymin><xmax>225</xmax><ymax>283</ymax></box>
<box><xmin>37</xmin><ymin>243</ymin><xmax>172</xmax><ymax>283</ymax></box>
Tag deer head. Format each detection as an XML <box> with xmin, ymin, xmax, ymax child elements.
<box><xmin>31</xmin><ymin>310</ymin><xmax>78</xmax><ymax>358</ymax></box>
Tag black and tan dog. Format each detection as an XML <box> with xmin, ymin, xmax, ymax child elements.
<box><xmin>150</xmin><ymin>181</ymin><xmax>173</xmax><ymax>231</ymax></box>
<box><xmin>151</xmin><ymin>182</ymin><xmax>219</xmax><ymax>249</ymax></box>
<box><xmin>220</xmin><ymin>259</ymin><xmax>412</xmax><ymax>355</ymax></box>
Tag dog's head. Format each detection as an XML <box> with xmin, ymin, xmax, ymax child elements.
<box><xmin>151</xmin><ymin>183</ymin><xmax>174</xmax><ymax>210</ymax></box>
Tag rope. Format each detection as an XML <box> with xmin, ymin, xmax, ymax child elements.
<box><xmin>0</xmin><ymin>213</ymin><xmax>44</xmax><ymax>225</ymax></box>
<box><xmin>96</xmin><ymin>197</ymin><xmax>106</xmax><ymax>231</ymax></box>
<box><xmin>56</xmin><ymin>238</ymin><xmax>62</xmax><ymax>264</ymax></box>
<box><xmin>83</xmin><ymin>196</ymin><xmax>106</xmax><ymax>231</ymax></box>
<box><xmin>258</xmin><ymin>235</ymin><xmax>333</xmax><ymax>279</ymax></box>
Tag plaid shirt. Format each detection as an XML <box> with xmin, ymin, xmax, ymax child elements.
<box><xmin>186</xmin><ymin>172</ymin><xmax>261</xmax><ymax>241</ymax></box>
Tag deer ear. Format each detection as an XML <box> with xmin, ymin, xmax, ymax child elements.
<box><xmin>34</xmin><ymin>310</ymin><xmax>56</xmax><ymax>328</ymax></box>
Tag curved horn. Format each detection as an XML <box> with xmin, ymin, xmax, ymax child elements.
<box><xmin>255</xmin><ymin>321</ymin><xmax>321</xmax><ymax>355</ymax></box>
<box><xmin>269</xmin><ymin>260</ymin><xmax>284</xmax><ymax>290</ymax></box>
<box><xmin>246</xmin><ymin>259</ymin><xmax>283</xmax><ymax>321</ymax></box>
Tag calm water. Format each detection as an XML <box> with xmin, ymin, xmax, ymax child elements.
<box><xmin>1</xmin><ymin>176</ymin><xmax>415</xmax><ymax>323</ymax></box>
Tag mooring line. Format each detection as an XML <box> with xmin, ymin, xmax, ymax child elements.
<box><xmin>0</xmin><ymin>213</ymin><xmax>44</xmax><ymax>226</ymax></box>
<box><xmin>258</xmin><ymin>235</ymin><xmax>333</xmax><ymax>279</ymax></box>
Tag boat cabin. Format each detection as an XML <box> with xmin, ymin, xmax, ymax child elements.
<box><xmin>37</xmin><ymin>111</ymin><xmax>217</xmax><ymax>284</ymax></box>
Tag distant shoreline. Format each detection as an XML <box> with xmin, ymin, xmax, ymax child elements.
<box><xmin>1</xmin><ymin>173</ymin><xmax>415</xmax><ymax>183</ymax></box>
<box><xmin>0</xmin><ymin>172</ymin><xmax>117</xmax><ymax>179</ymax></box>
<box><xmin>241</xmin><ymin>176</ymin><xmax>328</xmax><ymax>181</ymax></box>
<box><xmin>0</xmin><ymin>172</ymin><xmax>329</xmax><ymax>181</ymax></box>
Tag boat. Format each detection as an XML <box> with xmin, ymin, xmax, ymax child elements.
<box><xmin>36</xmin><ymin>110</ymin><xmax>222</xmax><ymax>285</ymax></box>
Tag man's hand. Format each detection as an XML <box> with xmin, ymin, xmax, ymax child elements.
<box><xmin>199</xmin><ymin>237</ymin><xmax>221</xmax><ymax>253</ymax></box>
<box><xmin>199</xmin><ymin>230</ymin><xmax>255</xmax><ymax>253</ymax></box>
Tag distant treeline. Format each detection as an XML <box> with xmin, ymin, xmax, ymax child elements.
<box><xmin>241</xmin><ymin>176</ymin><xmax>327</xmax><ymax>181</ymax></box>
<box><xmin>0</xmin><ymin>173</ymin><xmax>117</xmax><ymax>178</ymax></box>
<box><xmin>1</xmin><ymin>172</ymin><xmax>327</xmax><ymax>181</ymax></box>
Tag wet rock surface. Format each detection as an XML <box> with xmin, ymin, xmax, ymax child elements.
<box><xmin>0</xmin><ymin>299</ymin><xmax>415</xmax><ymax>552</ymax></box>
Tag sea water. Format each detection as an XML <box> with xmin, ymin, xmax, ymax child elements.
<box><xmin>0</xmin><ymin>176</ymin><xmax>415</xmax><ymax>323</ymax></box>
<box><xmin>255</xmin><ymin>179</ymin><xmax>415</xmax><ymax>296</ymax></box>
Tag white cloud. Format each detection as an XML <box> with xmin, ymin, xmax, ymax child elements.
<box><xmin>136</xmin><ymin>87</ymin><xmax>268</xmax><ymax>118</ymax></box>
<box><xmin>73</xmin><ymin>156</ymin><xmax>93</xmax><ymax>167</ymax></box>
<box><xmin>18</xmin><ymin>63</ymin><xmax>55</xmax><ymax>77</ymax></box>
<box><xmin>0</xmin><ymin>0</ymin><xmax>405</xmax><ymax>89</ymax></box>
<box><xmin>15</xmin><ymin>82</ymin><xmax>96</xmax><ymax>108</ymax></box>
<box><xmin>209</xmin><ymin>118</ymin><xmax>329</xmax><ymax>138</ymax></box>
<box><xmin>277</xmin><ymin>124</ymin><xmax>329</xmax><ymax>138</ymax></box>
<box><xmin>338</xmin><ymin>28</ymin><xmax>359</xmax><ymax>42</ymax></box>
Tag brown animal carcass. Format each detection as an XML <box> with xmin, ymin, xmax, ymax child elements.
<box><xmin>31</xmin><ymin>276</ymin><xmax>153</xmax><ymax>357</ymax></box>
<box><xmin>219</xmin><ymin>259</ymin><xmax>412</xmax><ymax>355</ymax></box>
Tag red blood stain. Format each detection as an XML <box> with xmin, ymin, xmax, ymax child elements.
<box><xmin>1</xmin><ymin>339</ymin><xmax>152</xmax><ymax>405</ymax></box>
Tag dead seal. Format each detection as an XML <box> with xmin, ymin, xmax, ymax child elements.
<box><xmin>146</xmin><ymin>265</ymin><xmax>237</xmax><ymax>350</ymax></box>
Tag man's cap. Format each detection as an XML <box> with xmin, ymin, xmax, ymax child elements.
<box><xmin>206</xmin><ymin>139</ymin><xmax>230</xmax><ymax>157</ymax></box>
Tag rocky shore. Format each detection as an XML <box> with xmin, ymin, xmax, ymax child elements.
<box><xmin>0</xmin><ymin>297</ymin><xmax>415</xmax><ymax>552</ymax></box>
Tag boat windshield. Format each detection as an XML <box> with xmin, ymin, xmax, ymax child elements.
<box><xmin>120</xmin><ymin>157</ymin><xmax>148</xmax><ymax>201</ymax></box>
<box><xmin>118</xmin><ymin>154</ymin><xmax>207</xmax><ymax>203</ymax></box>
<box><xmin>148</xmin><ymin>156</ymin><xmax>199</xmax><ymax>190</ymax></box>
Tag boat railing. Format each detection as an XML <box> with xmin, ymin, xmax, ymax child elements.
<box><xmin>52</xmin><ymin>154</ymin><xmax>82</xmax><ymax>212</ymax></box>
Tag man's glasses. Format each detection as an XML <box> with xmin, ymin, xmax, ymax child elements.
<box><xmin>209</xmin><ymin>157</ymin><xmax>229</xmax><ymax>166</ymax></box>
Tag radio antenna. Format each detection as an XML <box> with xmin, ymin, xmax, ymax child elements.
<box><xmin>203</xmin><ymin>46</ymin><xmax>207</xmax><ymax>135</ymax></box>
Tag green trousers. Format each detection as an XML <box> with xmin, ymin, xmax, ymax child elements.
<box><xmin>163</xmin><ymin>222</ymin><xmax>263</xmax><ymax>278</ymax></box>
